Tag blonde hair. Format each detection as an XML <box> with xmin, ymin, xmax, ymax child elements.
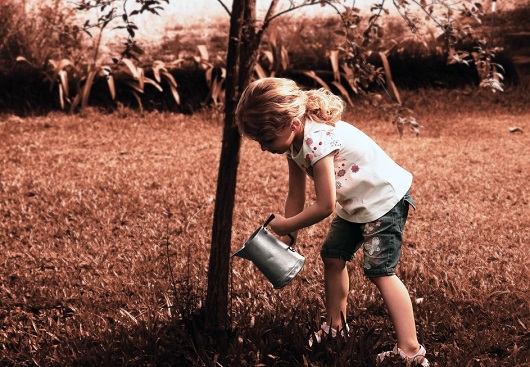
<box><xmin>235</xmin><ymin>77</ymin><xmax>344</xmax><ymax>141</ymax></box>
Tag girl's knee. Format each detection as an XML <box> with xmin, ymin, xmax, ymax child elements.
<box><xmin>323</xmin><ymin>257</ymin><xmax>346</xmax><ymax>270</ymax></box>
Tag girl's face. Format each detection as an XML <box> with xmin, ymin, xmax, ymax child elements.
<box><xmin>257</xmin><ymin>125</ymin><xmax>296</xmax><ymax>154</ymax></box>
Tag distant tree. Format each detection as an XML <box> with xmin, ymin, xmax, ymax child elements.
<box><xmin>71</xmin><ymin>0</ymin><xmax>500</xmax><ymax>345</ymax></box>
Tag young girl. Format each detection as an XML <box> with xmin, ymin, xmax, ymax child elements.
<box><xmin>235</xmin><ymin>78</ymin><xmax>429</xmax><ymax>366</ymax></box>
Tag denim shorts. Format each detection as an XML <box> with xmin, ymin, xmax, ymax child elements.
<box><xmin>320</xmin><ymin>192</ymin><xmax>415</xmax><ymax>278</ymax></box>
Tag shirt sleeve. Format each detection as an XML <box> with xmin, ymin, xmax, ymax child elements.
<box><xmin>304</xmin><ymin>128</ymin><xmax>341</xmax><ymax>165</ymax></box>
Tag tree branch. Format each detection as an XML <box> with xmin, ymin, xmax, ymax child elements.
<box><xmin>264</xmin><ymin>1</ymin><xmax>328</xmax><ymax>27</ymax></box>
<box><xmin>216</xmin><ymin>0</ymin><xmax>231</xmax><ymax>16</ymax></box>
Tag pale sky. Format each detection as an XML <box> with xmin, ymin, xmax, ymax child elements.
<box><xmin>159</xmin><ymin>0</ymin><xmax>341</xmax><ymax>22</ymax></box>
<box><xmin>45</xmin><ymin>0</ymin><xmax>507</xmax><ymax>42</ymax></box>
<box><xmin>43</xmin><ymin>0</ymin><xmax>507</xmax><ymax>51</ymax></box>
<box><xmin>120</xmin><ymin>0</ymin><xmax>505</xmax><ymax>42</ymax></box>
<box><xmin>120</xmin><ymin>0</ymin><xmax>349</xmax><ymax>43</ymax></box>
<box><xmin>137</xmin><ymin>0</ymin><xmax>343</xmax><ymax>29</ymax></box>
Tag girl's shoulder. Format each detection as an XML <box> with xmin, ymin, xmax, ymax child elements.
<box><xmin>334</xmin><ymin>120</ymin><xmax>374</xmax><ymax>141</ymax></box>
<box><xmin>305</xmin><ymin>120</ymin><xmax>361</xmax><ymax>137</ymax></box>
<box><xmin>305</xmin><ymin>120</ymin><xmax>379</xmax><ymax>154</ymax></box>
<box><xmin>305</xmin><ymin>119</ymin><xmax>333</xmax><ymax>131</ymax></box>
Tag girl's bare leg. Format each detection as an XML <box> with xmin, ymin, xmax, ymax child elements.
<box><xmin>323</xmin><ymin>257</ymin><xmax>349</xmax><ymax>331</ymax></box>
<box><xmin>371</xmin><ymin>275</ymin><xmax>421</xmax><ymax>356</ymax></box>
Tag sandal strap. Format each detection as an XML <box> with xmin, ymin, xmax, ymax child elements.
<box><xmin>320</xmin><ymin>322</ymin><xmax>337</xmax><ymax>337</ymax></box>
<box><xmin>377</xmin><ymin>344</ymin><xmax>429</xmax><ymax>366</ymax></box>
<box><xmin>308</xmin><ymin>322</ymin><xmax>350</xmax><ymax>347</ymax></box>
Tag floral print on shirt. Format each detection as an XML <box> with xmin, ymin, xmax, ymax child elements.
<box><xmin>304</xmin><ymin>132</ymin><xmax>341</xmax><ymax>161</ymax></box>
<box><xmin>331</xmin><ymin>155</ymin><xmax>361</xmax><ymax>199</ymax></box>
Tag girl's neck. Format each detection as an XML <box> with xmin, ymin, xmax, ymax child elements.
<box><xmin>291</xmin><ymin>123</ymin><xmax>305</xmax><ymax>155</ymax></box>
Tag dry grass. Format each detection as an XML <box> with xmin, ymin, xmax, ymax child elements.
<box><xmin>1</xmin><ymin>88</ymin><xmax>529</xmax><ymax>366</ymax></box>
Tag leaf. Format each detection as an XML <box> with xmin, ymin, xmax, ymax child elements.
<box><xmin>48</xmin><ymin>59</ymin><xmax>74</xmax><ymax>92</ymax></box>
<box><xmin>106</xmin><ymin>75</ymin><xmax>116</xmax><ymax>100</ymax></box>
<box><xmin>58</xmin><ymin>70</ymin><xmax>69</xmax><ymax>97</ymax></box>
<box><xmin>280</xmin><ymin>46</ymin><xmax>289</xmax><ymax>71</ymax></box>
<box><xmin>138</xmin><ymin>67</ymin><xmax>145</xmax><ymax>89</ymax></box>
<box><xmin>81</xmin><ymin>69</ymin><xmax>98</xmax><ymax>109</ymax></box>
<box><xmin>379</xmin><ymin>51</ymin><xmax>401</xmax><ymax>105</ymax></box>
<box><xmin>123</xmin><ymin>80</ymin><xmax>144</xmax><ymax>94</ymax></box>
<box><xmin>262</xmin><ymin>50</ymin><xmax>274</xmax><ymax>66</ymax></box>
<box><xmin>169</xmin><ymin>84</ymin><xmax>180</xmax><ymax>105</ymax></box>
<box><xmin>331</xmin><ymin>81</ymin><xmax>354</xmax><ymax>106</ymax></box>
<box><xmin>143</xmin><ymin>77</ymin><xmax>163</xmax><ymax>92</ymax></box>
<box><xmin>130</xmin><ymin>91</ymin><xmax>143</xmax><ymax>112</ymax></box>
<box><xmin>16</xmin><ymin>56</ymin><xmax>32</xmax><ymax>65</ymax></box>
<box><xmin>58</xmin><ymin>83</ymin><xmax>65</xmax><ymax>110</ymax></box>
<box><xmin>161</xmin><ymin>71</ymin><xmax>177</xmax><ymax>88</ymax></box>
<box><xmin>254</xmin><ymin>63</ymin><xmax>268</xmax><ymax>79</ymax></box>
<box><xmin>209</xmin><ymin>78</ymin><xmax>224</xmax><ymax>106</ymax></box>
<box><xmin>205</xmin><ymin>67</ymin><xmax>213</xmax><ymax>86</ymax></box>
<box><xmin>69</xmin><ymin>93</ymin><xmax>82</xmax><ymax>113</ymax></box>
<box><xmin>152</xmin><ymin>61</ymin><xmax>165</xmax><ymax>82</ymax></box>
<box><xmin>197</xmin><ymin>45</ymin><xmax>209</xmax><ymax>61</ymax></box>
<box><xmin>131</xmin><ymin>43</ymin><xmax>145</xmax><ymax>56</ymax></box>
<box><xmin>121</xmin><ymin>59</ymin><xmax>139</xmax><ymax>79</ymax></box>
<box><xmin>329</xmin><ymin>50</ymin><xmax>340</xmax><ymax>83</ymax></box>
<box><xmin>302</xmin><ymin>71</ymin><xmax>331</xmax><ymax>91</ymax></box>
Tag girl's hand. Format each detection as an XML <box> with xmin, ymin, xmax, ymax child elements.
<box><xmin>279</xmin><ymin>235</ymin><xmax>294</xmax><ymax>246</ymax></box>
<box><xmin>269</xmin><ymin>214</ymin><xmax>291</xmax><ymax>236</ymax></box>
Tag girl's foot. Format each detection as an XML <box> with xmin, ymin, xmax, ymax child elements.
<box><xmin>376</xmin><ymin>344</ymin><xmax>430</xmax><ymax>366</ymax></box>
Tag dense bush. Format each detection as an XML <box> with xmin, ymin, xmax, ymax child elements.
<box><xmin>0</xmin><ymin>64</ymin><xmax>55</xmax><ymax>116</ymax></box>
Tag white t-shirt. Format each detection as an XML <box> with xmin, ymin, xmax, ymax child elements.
<box><xmin>287</xmin><ymin>120</ymin><xmax>412</xmax><ymax>223</ymax></box>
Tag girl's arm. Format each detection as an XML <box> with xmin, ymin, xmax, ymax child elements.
<box><xmin>282</xmin><ymin>157</ymin><xmax>307</xmax><ymax>242</ymax></box>
<box><xmin>271</xmin><ymin>153</ymin><xmax>336</xmax><ymax>236</ymax></box>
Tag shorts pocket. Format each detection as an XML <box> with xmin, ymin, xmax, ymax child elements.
<box><xmin>404</xmin><ymin>192</ymin><xmax>416</xmax><ymax>210</ymax></box>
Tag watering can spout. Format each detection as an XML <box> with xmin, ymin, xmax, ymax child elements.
<box><xmin>232</xmin><ymin>246</ymin><xmax>251</xmax><ymax>260</ymax></box>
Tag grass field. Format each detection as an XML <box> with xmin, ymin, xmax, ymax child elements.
<box><xmin>1</xmin><ymin>88</ymin><xmax>529</xmax><ymax>366</ymax></box>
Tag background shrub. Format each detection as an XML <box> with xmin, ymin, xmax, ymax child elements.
<box><xmin>0</xmin><ymin>0</ymin><xmax>85</xmax><ymax>72</ymax></box>
<box><xmin>0</xmin><ymin>1</ymin><xmax>529</xmax><ymax>116</ymax></box>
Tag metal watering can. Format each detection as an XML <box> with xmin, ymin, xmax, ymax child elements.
<box><xmin>232</xmin><ymin>214</ymin><xmax>305</xmax><ymax>289</ymax></box>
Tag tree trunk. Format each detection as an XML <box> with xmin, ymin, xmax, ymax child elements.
<box><xmin>205</xmin><ymin>0</ymin><xmax>258</xmax><ymax>340</ymax></box>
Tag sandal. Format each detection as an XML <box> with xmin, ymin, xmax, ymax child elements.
<box><xmin>308</xmin><ymin>322</ymin><xmax>350</xmax><ymax>347</ymax></box>
<box><xmin>376</xmin><ymin>344</ymin><xmax>430</xmax><ymax>366</ymax></box>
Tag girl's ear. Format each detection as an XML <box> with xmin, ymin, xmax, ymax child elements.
<box><xmin>292</xmin><ymin>118</ymin><xmax>303</xmax><ymax>131</ymax></box>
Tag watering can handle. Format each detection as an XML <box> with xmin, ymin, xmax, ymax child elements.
<box><xmin>264</xmin><ymin>214</ymin><xmax>295</xmax><ymax>247</ymax></box>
